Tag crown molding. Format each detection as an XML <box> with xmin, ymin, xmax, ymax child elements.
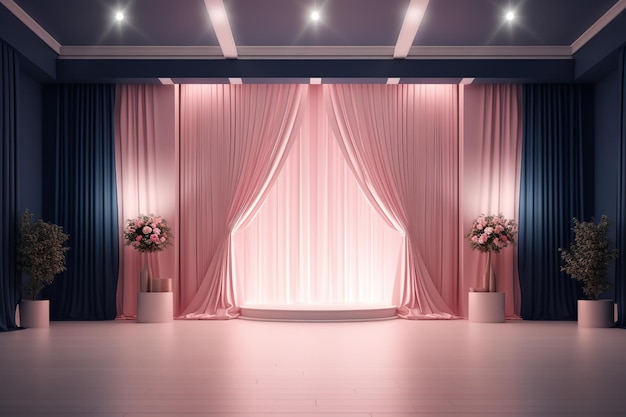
<box><xmin>59</xmin><ymin>46</ymin><xmax>226</xmax><ymax>59</ymax></box>
<box><xmin>57</xmin><ymin>45</ymin><xmax>575</xmax><ymax>61</ymax></box>
<box><xmin>406</xmin><ymin>46</ymin><xmax>573</xmax><ymax>59</ymax></box>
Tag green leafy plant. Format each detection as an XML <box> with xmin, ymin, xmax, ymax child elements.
<box><xmin>16</xmin><ymin>210</ymin><xmax>70</xmax><ymax>300</ymax></box>
<box><xmin>559</xmin><ymin>215</ymin><xmax>619</xmax><ymax>300</ymax></box>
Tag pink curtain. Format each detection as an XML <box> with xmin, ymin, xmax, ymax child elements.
<box><xmin>233</xmin><ymin>86</ymin><xmax>403</xmax><ymax>305</ymax></box>
<box><xmin>114</xmin><ymin>85</ymin><xmax>178</xmax><ymax>318</ymax></box>
<box><xmin>114</xmin><ymin>83</ymin><xmax>522</xmax><ymax>320</ymax></box>
<box><xmin>178</xmin><ymin>84</ymin><xmax>307</xmax><ymax>319</ymax></box>
<box><xmin>325</xmin><ymin>84</ymin><xmax>460</xmax><ymax>319</ymax></box>
<box><xmin>461</xmin><ymin>85</ymin><xmax>522</xmax><ymax>318</ymax></box>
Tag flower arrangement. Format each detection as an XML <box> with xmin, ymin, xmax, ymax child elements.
<box><xmin>467</xmin><ymin>213</ymin><xmax>517</xmax><ymax>253</ymax></box>
<box><xmin>123</xmin><ymin>214</ymin><xmax>172</xmax><ymax>253</ymax></box>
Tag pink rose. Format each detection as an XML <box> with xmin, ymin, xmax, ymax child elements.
<box><xmin>135</xmin><ymin>236</ymin><xmax>142</xmax><ymax>241</ymax></box>
<box><xmin>142</xmin><ymin>226</ymin><xmax>152</xmax><ymax>234</ymax></box>
<box><xmin>150</xmin><ymin>234</ymin><xmax>160</xmax><ymax>243</ymax></box>
<box><xmin>153</xmin><ymin>227</ymin><xmax>161</xmax><ymax>235</ymax></box>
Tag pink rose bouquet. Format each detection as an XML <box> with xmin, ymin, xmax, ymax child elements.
<box><xmin>467</xmin><ymin>213</ymin><xmax>517</xmax><ymax>253</ymax></box>
<box><xmin>123</xmin><ymin>214</ymin><xmax>172</xmax><ymax>253</ymax></box>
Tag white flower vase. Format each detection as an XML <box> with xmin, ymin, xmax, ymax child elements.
<box><xmin>483</xmin><ymin>251</ymin><xmax>497</xmax><ymax>292</ymax></box>
<box><xmin>140</xmin><ymin>253</ymin><xmax>153</xmax><ymax>292</ymax></box>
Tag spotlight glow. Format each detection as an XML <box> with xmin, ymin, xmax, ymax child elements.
<box><xmin>505</xmin><ymin>10</ymin><xmax>515</xmax><ymax>21</ymax></box>
<box><xmin>311</xmin><ymin>10</ymin><xmax>320</xmax><ymax>21</ymax></box>
<box><xmin>115</xmin><ymin>11</ymin><xmax>125</xmax><ymax>21</ymax></box>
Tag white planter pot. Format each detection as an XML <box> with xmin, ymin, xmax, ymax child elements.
<box><xmin>577</xmin><ymin>299</ymin><xmax>614</xmax><ymax>328</ymax></box>
<box><xmin>19</xmin><ymin>300</ymin><xmax>50</xmax><ymax>328</ymax></box>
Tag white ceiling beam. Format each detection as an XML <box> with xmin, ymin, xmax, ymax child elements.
<box><xmin>0</xmin><ymin>0</ymin><xmax>61</xmax><ymax>54</ymax></box>
<box><xmin>571</xmin><ymin>0</ymin><xmax>626</xmax><ymax>53</ymax></box>
<box><xmin>204</xmin><ymin>0</ymin><xmax>238</xmax><ymax>58</ymax></box>
<box><xmin>459</xmin><ymin>78</ymin><xmax>475</xmax><ymax>85</ymax></box>
<box><xmin>229</xmin><ymin>77</ymin><xmax>243</xmax><ymax>84</ymax></box>
<box><xmin>310</xmin><ymin>78</ymin><xmax>322</xmax><ymax>84</ymax></box>
<box><xmin>158</xmin><ymin>78</ymin><xmax>174</xmax><ymax>85</ymax></box>
<box><xmin>394</xmin><ymin>0</ymin><xmax>430</xmax><ymax>58</ymax></box>
<box><xmin>386</xmin><ymin>78</ymin><xmax>401</xmax><ymax>84</ymax></box>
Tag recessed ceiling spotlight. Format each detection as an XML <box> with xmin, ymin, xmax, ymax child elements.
<box><xmin>311</xmin><ymin>10</ymin><xmax>320</xmax><ymax>21</ymax></box>
<box><xmin>505</xmin><ymin>10</ymin><xmax>515</xmax><ymax>21</ymax></box>
<box><xmin>115</xmin><ymin>11</ymin><xmax>125</xmax><ymax>22</ymax></box>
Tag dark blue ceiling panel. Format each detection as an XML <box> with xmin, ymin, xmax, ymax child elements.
<box><xmin>15</xmin><ymin>0</ymin><xmax>219</xmax><ymax>46</ymax></box>
<box><xmin>225</xmin><ymin>0</ymin><xmax>409</xmax><ymax>46</ymax></box>
<box><xmin>416</xmin><ymin>0</ymin><xmax>619</xmax><ymax>46</ymax></box>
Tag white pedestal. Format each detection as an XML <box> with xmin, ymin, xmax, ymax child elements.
<box><xmin>137</xmin><ymin>292</ymin><xmax>173</xmax><ymax>323</ymax></box>
<box><xmin>468</xmin><ymin>292</ymin><xmax>505</xmax><ymax>323</ymax></box>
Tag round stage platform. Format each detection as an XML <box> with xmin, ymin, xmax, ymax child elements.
<box><xmin>239</xmin><ymin>304</ymin><xmax>398</xmax><ymax>322</ymax></box>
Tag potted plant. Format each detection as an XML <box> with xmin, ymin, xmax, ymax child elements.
<box><xmin>559</xmin><ymin>215</ymin><xmax>618</xmax><ymax>327</ymax></box>
<box><xmin>16</xmin><ymin>210</ymin><xmax>70</xmax><ymax>328</ymax></box>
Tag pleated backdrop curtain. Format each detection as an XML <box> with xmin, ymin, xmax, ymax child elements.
<box><xmin>113</xmin><ymin>84</ymin><xmax>526</xmax><ymax>320</ymax></box>
<box><xmin>42</xmin><ymin>85</ymin><xmax>119</xmax><ymax>320</ymax></box>
<box><xmin>178</xmin><ymin>84</ymin><xmax>307</xmax><ymax>319</ymax></box>
<box><xmin>617</xmin><ymin>48</ymin><xmax>626</xmax><ymax>328</ymax></box>
<box><xmin>0</xmin><ymin>40</ymin><xmax>20</xmax><ymax>331</ymax></box>
<box><xmin>461</xmin><ymin>85</ymin><xmax>522</xmax><ymax>318</ymax></box>
<box><xmin>325</xmin><ymin>84</ymin><xmax>459</xmax><ymax>319</ymax></box>
<box><xmin>518</xmin><ymin>84</ymin><xmax>594</xmax><ymax>320</ymax></box>
<box><xmin>114</xmin><ymin>85</ymin><xmax>177</xmax><ymax>318</ymax></box>
<box><xmin>233</xmin><ymin>86</ymin><xmax>403</xmax><ymax>305</ymax></box>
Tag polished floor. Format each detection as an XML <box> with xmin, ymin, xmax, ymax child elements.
<box><xmin>1</xmin><ymin>318</ymin><xmax>626</xmax><ymax>416</ymax></box>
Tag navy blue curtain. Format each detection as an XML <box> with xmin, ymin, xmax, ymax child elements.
<box><xmin>617</xmin><ymin>48</ymin><xmax>626</xmax><ymax>328</ymax></box>
<box><xmin>519</xmin><ymin>84</ymin><xmax>595</xmax><ymax>320</ymax></box>
<box><xmin>42</xmin><ymin>84</ymin><xmax>119</xmax><ymax>320</ymax></box>
<box><xmin>0</xmin><ymin>40</ymin><xmax>20</xmax><ymax>332</ymax></box>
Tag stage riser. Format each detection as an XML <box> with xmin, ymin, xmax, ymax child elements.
<box><xmin>239</xmin><ymin>305</ymin><xmax>397</xmax><ymax>322</ymax></box>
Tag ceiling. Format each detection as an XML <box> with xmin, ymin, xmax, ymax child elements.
<box><xmin>2</xmin><ymin>0</ymin><xmax>626</xmax><ymax>84</ymax></box>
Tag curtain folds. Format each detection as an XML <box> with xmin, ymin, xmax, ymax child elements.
<box><xmin>617</xmin><ymin>48</ymin><xmax>626</xmax><ymax>328</ymax></box>
<box><xmin>178</xmin><ymin>84</ymin><xmax>307</xmax><ymax>319</ymax></box>
<box><xmin>325</xmin><ymin>84</ymin><xmax>459</xmax><ymax>319</ymax></box>
<box><xmin>233</xmin><ymin>86</ymin><xmax>403</xmax><ymax>305</ymax></box>
<box><xmin>42</xmin><ymin>84</ymin><xmax>119</xmax><ymax>320</ymax></box>
<box><xmin>114</xmin><ymin>85</ymin><xmax>177</xmax><ymax>318</ymax></box>
<box><xmin>113</xmin><ymin>84</ymin><xmax>526</xmax><ymax>320</ymax></box>
<box><xmin>519</xmin><ymin>84</ymin><xmax>594</xmax><ymax>320</ymax></box>
<box><xmin>0</xmin><ymin>40</ymin><xmax>20</xmax><ymax>331</ymax></box>
<box><xmin>461</xmin><ymin>85</ymin><xmax>522</xmax><ymax>318</ymax></box>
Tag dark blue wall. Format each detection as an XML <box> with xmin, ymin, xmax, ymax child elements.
<box><xmin>594</xmin><ymin>67</ymin><xmax>621</xmax><ymax>294</ymax></box>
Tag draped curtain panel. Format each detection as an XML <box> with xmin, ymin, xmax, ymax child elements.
<box><xmin>461</xmin><ymin>85</ymin><xmax>522</xmax><ymax>318</ymax></box>
<box><xmin>617</xmin><ymin>48</ymin><xmax>626</xmax><ymax>328</ymax></box>
<box><xmin>0</xmin><ymin>40</ymin><xmax>19</xmax><ymax>331</ymax></box>
<box><xmin>114</xmin><ymin>85</ymin><xmax>177</xmax><ymax>318</ymax></box>
<box><xmin>519</xmin><ymin>84</ymin><xmax>595</xmax><ymax>320</ymax></box>
<box><xmin>42</xmin><ymin>84</ymin><xmax>119</xmax><ymax>320</ymax></box>
<box><xmin>325</xmin><ymin>84</ymin><xmax>459</xmax><ymax>319</ymax></box>
<box><xmin>178</xmin><ymin>84</ymin><xmax>307</xmax><ymax>319</ymax></box>
<box><xmin>233</xmin><ymin>86</ymin><xmax>403</xmax><ymax>305</ymax></box>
